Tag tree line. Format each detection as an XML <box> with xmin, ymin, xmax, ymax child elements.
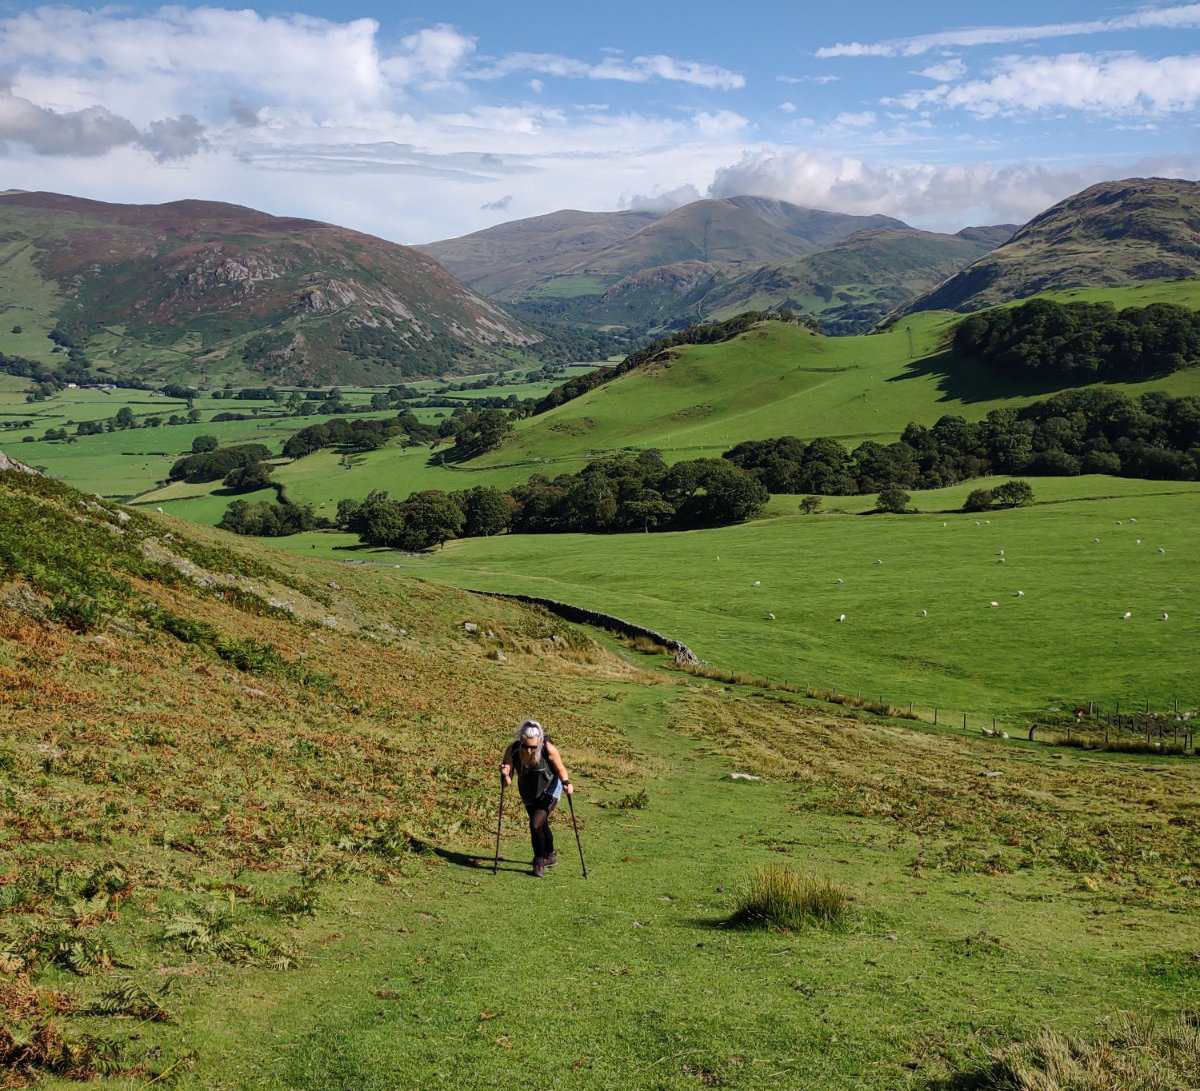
<box><xmin>220</xmin><ymin>449</ymin><xmax>769</xmax><ymax>548</ymax></box>
<box><xmin>953</xmin><ymin>299</ymin><xmax>1200</xmax><ymax>382</ymax></box>
<box><xmin>725</xmin><ymin>386</ymin><xmax>1200</xmax><ymax>495</ymax></box>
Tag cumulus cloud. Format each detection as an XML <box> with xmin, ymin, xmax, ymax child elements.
<box><xmin>895</xmin><ymin>52</ymin><xmax>1200</xmax><ymax>117</ymax></box>
<box><xmin>705</xmin><ymin>147</ymin><xmax>1200</xmax><ymax>229</ymax></box>
<box><xmin>0</xmin><ymin>86</ymin><xmax>204</xmax><ymax>160</ymax></box>
<box><xmin>817</xmin><ymin>3</ymin><xmax>1200</xmax><ymax>57</ymax></box>
<box><xmin>625</xmin><ymin>183</ymin><xmax>703</xmax><ymax>212</ymax></box>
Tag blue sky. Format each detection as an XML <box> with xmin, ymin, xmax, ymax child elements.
<box><xmin>0</xmin><ymin>1</ymin><xmax>1196</xmax><ymax>243</ymax></box>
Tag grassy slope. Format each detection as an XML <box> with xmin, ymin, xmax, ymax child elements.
<box><xmin>345</xmin><ymin>475</ymin><xmax>1200</xmax><ymax>721</ymax></box>
<box><xmin>3</xmin><ymin>472</ymin><xmax>1197</xmax><ymax>1091</ymax></box>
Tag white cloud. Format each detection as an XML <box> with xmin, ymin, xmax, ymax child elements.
<box><xmin>469</xmin><ymin>50</ymin><xmax>743</xmax><ymax>89</ymax></box>
<box><xmin>626</xmin><ymin>183</ymin><xmax>703</xmax><ymax>212</ymax></box>
<box><xmin>778</xmin><ymin>74</ymin><xmax>840</xmax><ymax>85</ymax></box>
<box><xmin>834</xmin><ymin>111</ymin><xmax>877</xmax><ymax>128</ymax></box>
<box><xmin>705</xmin><ymin>148</ymin><xmax>1200</xmax><ymax>229</ymax></box>
<box><xmin>896</xmin><ymin>53</ymin><xmax>1200</xmax><ymax>117</ymax></box>
<box><xmin>779</xmin><ymin>102</ymin><xmax>797</xmax><ymax>113</ymax></box>
<box><xmin>918</xmin><ymin>60</ymin><xmax>967</xmax><ymax>82</ymax></box>
<box><xmin>817</xmin><ymin>3</ymin><xmax>1200</xmax><ymax>57</ymax></box>
<box><xmin>693</xmin><ymin>110</ymin><xmax>750</xmax><ymax>136</ymax></box>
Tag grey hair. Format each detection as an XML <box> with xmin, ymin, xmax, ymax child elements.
<box><xmin>517</xmin><ymin>719</ymin><xmax>543</xmax><ymax>744</ymax></box>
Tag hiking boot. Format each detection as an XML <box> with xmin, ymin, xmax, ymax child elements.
<box><xmin>544</xmin><ymin>851</ymin><xmax>558</xmax><ymax>868</ymax></box>
<box><xmin>532</xmin><ymin>858</ymin><xmax>547</xmax><ymax>878</ymax></box>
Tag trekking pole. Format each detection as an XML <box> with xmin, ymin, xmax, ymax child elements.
<box><xmin>492</xmin><ymin>778</ymin><xmax>507</xmax><ymax>875</ymax></box>
<box><xmin>566</xmin><ymin>791</ymin><xmax>587</xmax><ymax>879</ymax></box>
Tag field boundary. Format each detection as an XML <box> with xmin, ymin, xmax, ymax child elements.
<box><xmin>465</xmin><ymin>587</ymin><xmax>698</xmax><ymax>663</ymax></box>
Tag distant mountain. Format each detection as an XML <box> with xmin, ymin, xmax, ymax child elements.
<box><xmin>898</xmin><ymin>177</ymin><xmax>1200</xmax><ymax>317</ymax></box>
<box><xmin>420</xmin><ymin>196</ymin><xmax>1011</xmax><ymax>335</ymax></box>
<box><xmin>0</xmin><ymin>192</ymin><xmax>538</xmax><ymax>386</ymax></box>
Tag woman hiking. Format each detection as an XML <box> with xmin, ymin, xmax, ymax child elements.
<box><xmin>499</xmin><ymin>720</ymin><xmax>573</xmax><ymax>877</ymax></box>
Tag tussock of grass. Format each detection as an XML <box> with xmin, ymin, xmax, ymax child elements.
<box><xmin>727</xmin><ymin>864</ymin><xmax>851</xmax><ymax>930</ymax></box>
<box><xmin>943</xmin><ymin>1012</ymin><xmax>1200</xmax><ymax>1090</ymax></box>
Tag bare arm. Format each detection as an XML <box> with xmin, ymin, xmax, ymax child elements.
<box><xmin>499</xmin><ymin>743</ymin><xmax>514</xmax><ymax>785</ymax></box>
<box><xmin>545</xmin><ymin>742</ymin><xmax>573</xmax><ymax>795</ymax></box>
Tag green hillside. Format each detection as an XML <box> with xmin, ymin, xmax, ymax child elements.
<box><xmin>3</xmin><ymin>467</ymin><xmax>1199</xmax><ymax>1090</ymax></box>
<box><xmin>380</xmin><ymin>474</ymin><xmax>1200</xmax><ymax>721</ymax></box>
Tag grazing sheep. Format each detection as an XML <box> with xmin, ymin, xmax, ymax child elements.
<box><xmin>989</xmin><ymin>601</ymin><xmax>999</xmax><ymax>608</ymax></box>
<box><xmin>1157</xmin><ymin>547</ymin><xmax>1166</xmax><ymax>554</ymax></box>
<box><xmin>1122</xmin><ymin>611</ymin><xmax>1132</xmax><ymax>619</ymax></box>
<box><xmin>984</xmin><ymin>520</ymin><xmax>990</xmax><ymax>525</ymax></box>
<box><xmin>837</xmin><ymin>614</ymin><xmax>846</xmax><ymax>622</ymax></box>
<box><xmin>998</xmin><ymin>549</ymin><xmax>1004</xmax><ymax>556</ymax></box>
<box><xmin>1116</xmin><ymin>520</ymin><xmax>1122</xmax><ymax>525</ymax></box>
<box><xmin>920</xmin><ymin>609</ymin><xmax>927</xmax><ymax>617</ymax></box>
<box><xmin>997</xmin><ymin>558</ymin><xmax>1006</xmax><ymax>564</ymax></box>
<box><xmin>1136</xmin><ymin>539</ymin><xmax>1142</xmax><ymax>544</ymax></box>
<box><xmin>999</xmin><ymin>731</ymin><xmax>1009</xmax><ymax>739</ymax></box>
<box><xmin>942</xmin><ymin>522</ymin><xmax>947</xmax><ymax>527</ymax></box>
<box><xmin>1016</xmin><ymin>590</ymin><xmax>1024</xmax><ymax>597</ymax></box>
<box><xmin>1130</xmin><ymin>518</ymin><xmax>1137</xmax><ymax>522</ymax></box>
<box><xmin>716</xmin><ymin>556</ymin><xmax>720</xmax><ymax>561</ymax></box>
<box><xmin>766</xmin><ymin>613</ymin><xmax>775</xmax><ymax>620</ymax></box>
<box><xmin>155</xmin><ymin>507</ymin><xmax>163</xmax><ymax>513</ymax></box>
<box><xmin>752</xmin><ymin>580</ymin><xmax>760</xmax><ymax>586</ymax></box>
<box><xmin>835</xmin><ymin>578</ymin><xmax>843</xmax><ymax>584</ymax></box>
<box><xmin>875</xmin><ymin>559</ymin><xmax>883</xmax><ymax>564</ymax></box>
<box><xmin>1093</xmin><ymin>538</ymin><xmax>1101</xmax><ymax>543</ymax></box>
<box><xmin>1162</xmin><ymin>612</ymin><xmax>1169</xmax><ymax>621</ymax></box>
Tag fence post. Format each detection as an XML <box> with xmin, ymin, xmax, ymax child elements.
<box><xmin>963</xmin><ymin>712</ymin><xmax>967</xmax><ymax>731</ymax></box>
<box><xmin>1145</xmin><ymin>697</ymin><xmax>1150</xmax><ymax>714</ymax></box>
<box><xmin>934</xmin><ymin>707</ymin><xmax>938</xmax><ymax>725</ymax></box>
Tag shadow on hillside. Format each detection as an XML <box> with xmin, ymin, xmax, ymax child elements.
<box><xmin>887</xmin><ymin>350</ymin><xmax>1076</xmax><ymax>405</ymax></box>
<box><xmin>421</xmin><ymin>843</ymin><xmax>534</xmax><ymax>875</ymax></box>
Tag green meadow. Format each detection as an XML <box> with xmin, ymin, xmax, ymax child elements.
<box><xmin>264</xmin><ymin>475</ymin><xmax>1200</xmax><ymax>724</ymax></box>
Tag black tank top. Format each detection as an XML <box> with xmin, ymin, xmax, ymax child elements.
<box><xmin>515</xmin><ymin>737</ymin><xmax>558</xmax><ymax>806</ymax></box>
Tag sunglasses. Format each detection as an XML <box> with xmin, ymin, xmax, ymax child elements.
<box><xmin>521</xmin><ymin>742</ymin><xmax>538</xmax><ymax>751</ymax></box>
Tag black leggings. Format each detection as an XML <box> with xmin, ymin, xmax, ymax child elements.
<box><xmin>526</xmin><ymin>795</ymin><xmax>557</xmax><ymax>859</ymax></box>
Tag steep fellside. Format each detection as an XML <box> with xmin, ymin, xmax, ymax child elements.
<box><xmin>0</xmin><ymin>192</ymin><xmax>538</xmax><ymax>386</ymax></box>
<box><xmin>897</xmin><ymin>177</ymin><xmax>1200</xmax><ymax>316</ymax></box>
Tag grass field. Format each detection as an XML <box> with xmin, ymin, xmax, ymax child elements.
<box><xmin>262</xmin><ymin>475</ymin><xmax>1200</xmax><ymax>724</ymax></box>
<box><xmin>4</xmin><ymin>475</ymin><xmax>1197</xmax><ymax>1090</ymax></box>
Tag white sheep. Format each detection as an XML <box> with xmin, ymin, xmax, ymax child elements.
<box><xmin>836</xmin><ymin>614</ymin><xmax>846</xmax><ymax>622</ymax></box>
<box><xmin>766</xmin><ymin>613</ymin><xmax>775</xmax><ymax>620</ymax></box>
<box><xmin>998</xmin><ymin>549</ymin><xmax>1004</xmax><ymax>556</ymax></box>
<box><xmin>1116</xmin><ymin>520</ymin><xmax>1122</xmax><ymax>525</ymax></box>
<box><xmin>989</xmin><ymin>601</ymin><xmax>999</xmax><ymax>608</ymax></box>
<box><xmin>997</xmin><ymin>558</ymin><xmax>1006</xmax><ymax>564</ymax></box>
<box><xmin>1122</xmin><ymin>611</ymin><xmax>1132</xmax><ymax>619</ymax></box>
<box><xmin>155</xmin><ymin>507</ymin><xmax>163</xmax><ymax>513</ymax></box>
<box><xmin>984</xmin><ymin>520</ymin><xmax>990</xmax><ymax>525</ymax></box>
<box><xmin>1162</xmin><ymin>612</ymin><xmax>1169</xmax><ymax>621</ymax></box>
<box><xmin>752</xmin><ymin>580</ymin><xmax>760</xmax><ymax>586</ymax></box>
<box><xmin>835</xmin><ymin>578</ymin><xmax>843</xmax><ymax>584</ymax></box>
<box><xmin>1157</xmin><ymin>548</ymin><xmax>1166</xmax><ymax>554</ymax></box>
<box><xmin>920</xmin><ymin>609</ymin><xmax>927</xmax><ymax>617</ymax></box>
<box><xmin>1016</xmin><ymin>591</ymin><xmax>1024</xmax><ymax>597</ymax></box>
<box><xmin>1130</xmin><ymin>518</ymin><xmax>1137</xmax><ymax>522</ymax></box>
<box><xmin>1093</xmin><ymin>538</ymin><xmax>1101</xmax><ymax>543</ymax></box>
<box><xmin>1136</xmin><ymin>539</ymin><xmax>1142</xmax><ymax>545</ymax></box>
<box><xmin>874</xmin><ymin>559</ymin><xmax>883</xmax><ymax>565</ymax></box>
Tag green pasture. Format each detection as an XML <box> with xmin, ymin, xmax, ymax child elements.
<box><xmin>368</xmin><ymin>476</ymin><xmax>1200</xmax><ymax>722</ymax></box>
<box><xmin>65</xmin><ymin>679</ymin><xmax>1200</xmax><ymax>1091</ymax></box>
